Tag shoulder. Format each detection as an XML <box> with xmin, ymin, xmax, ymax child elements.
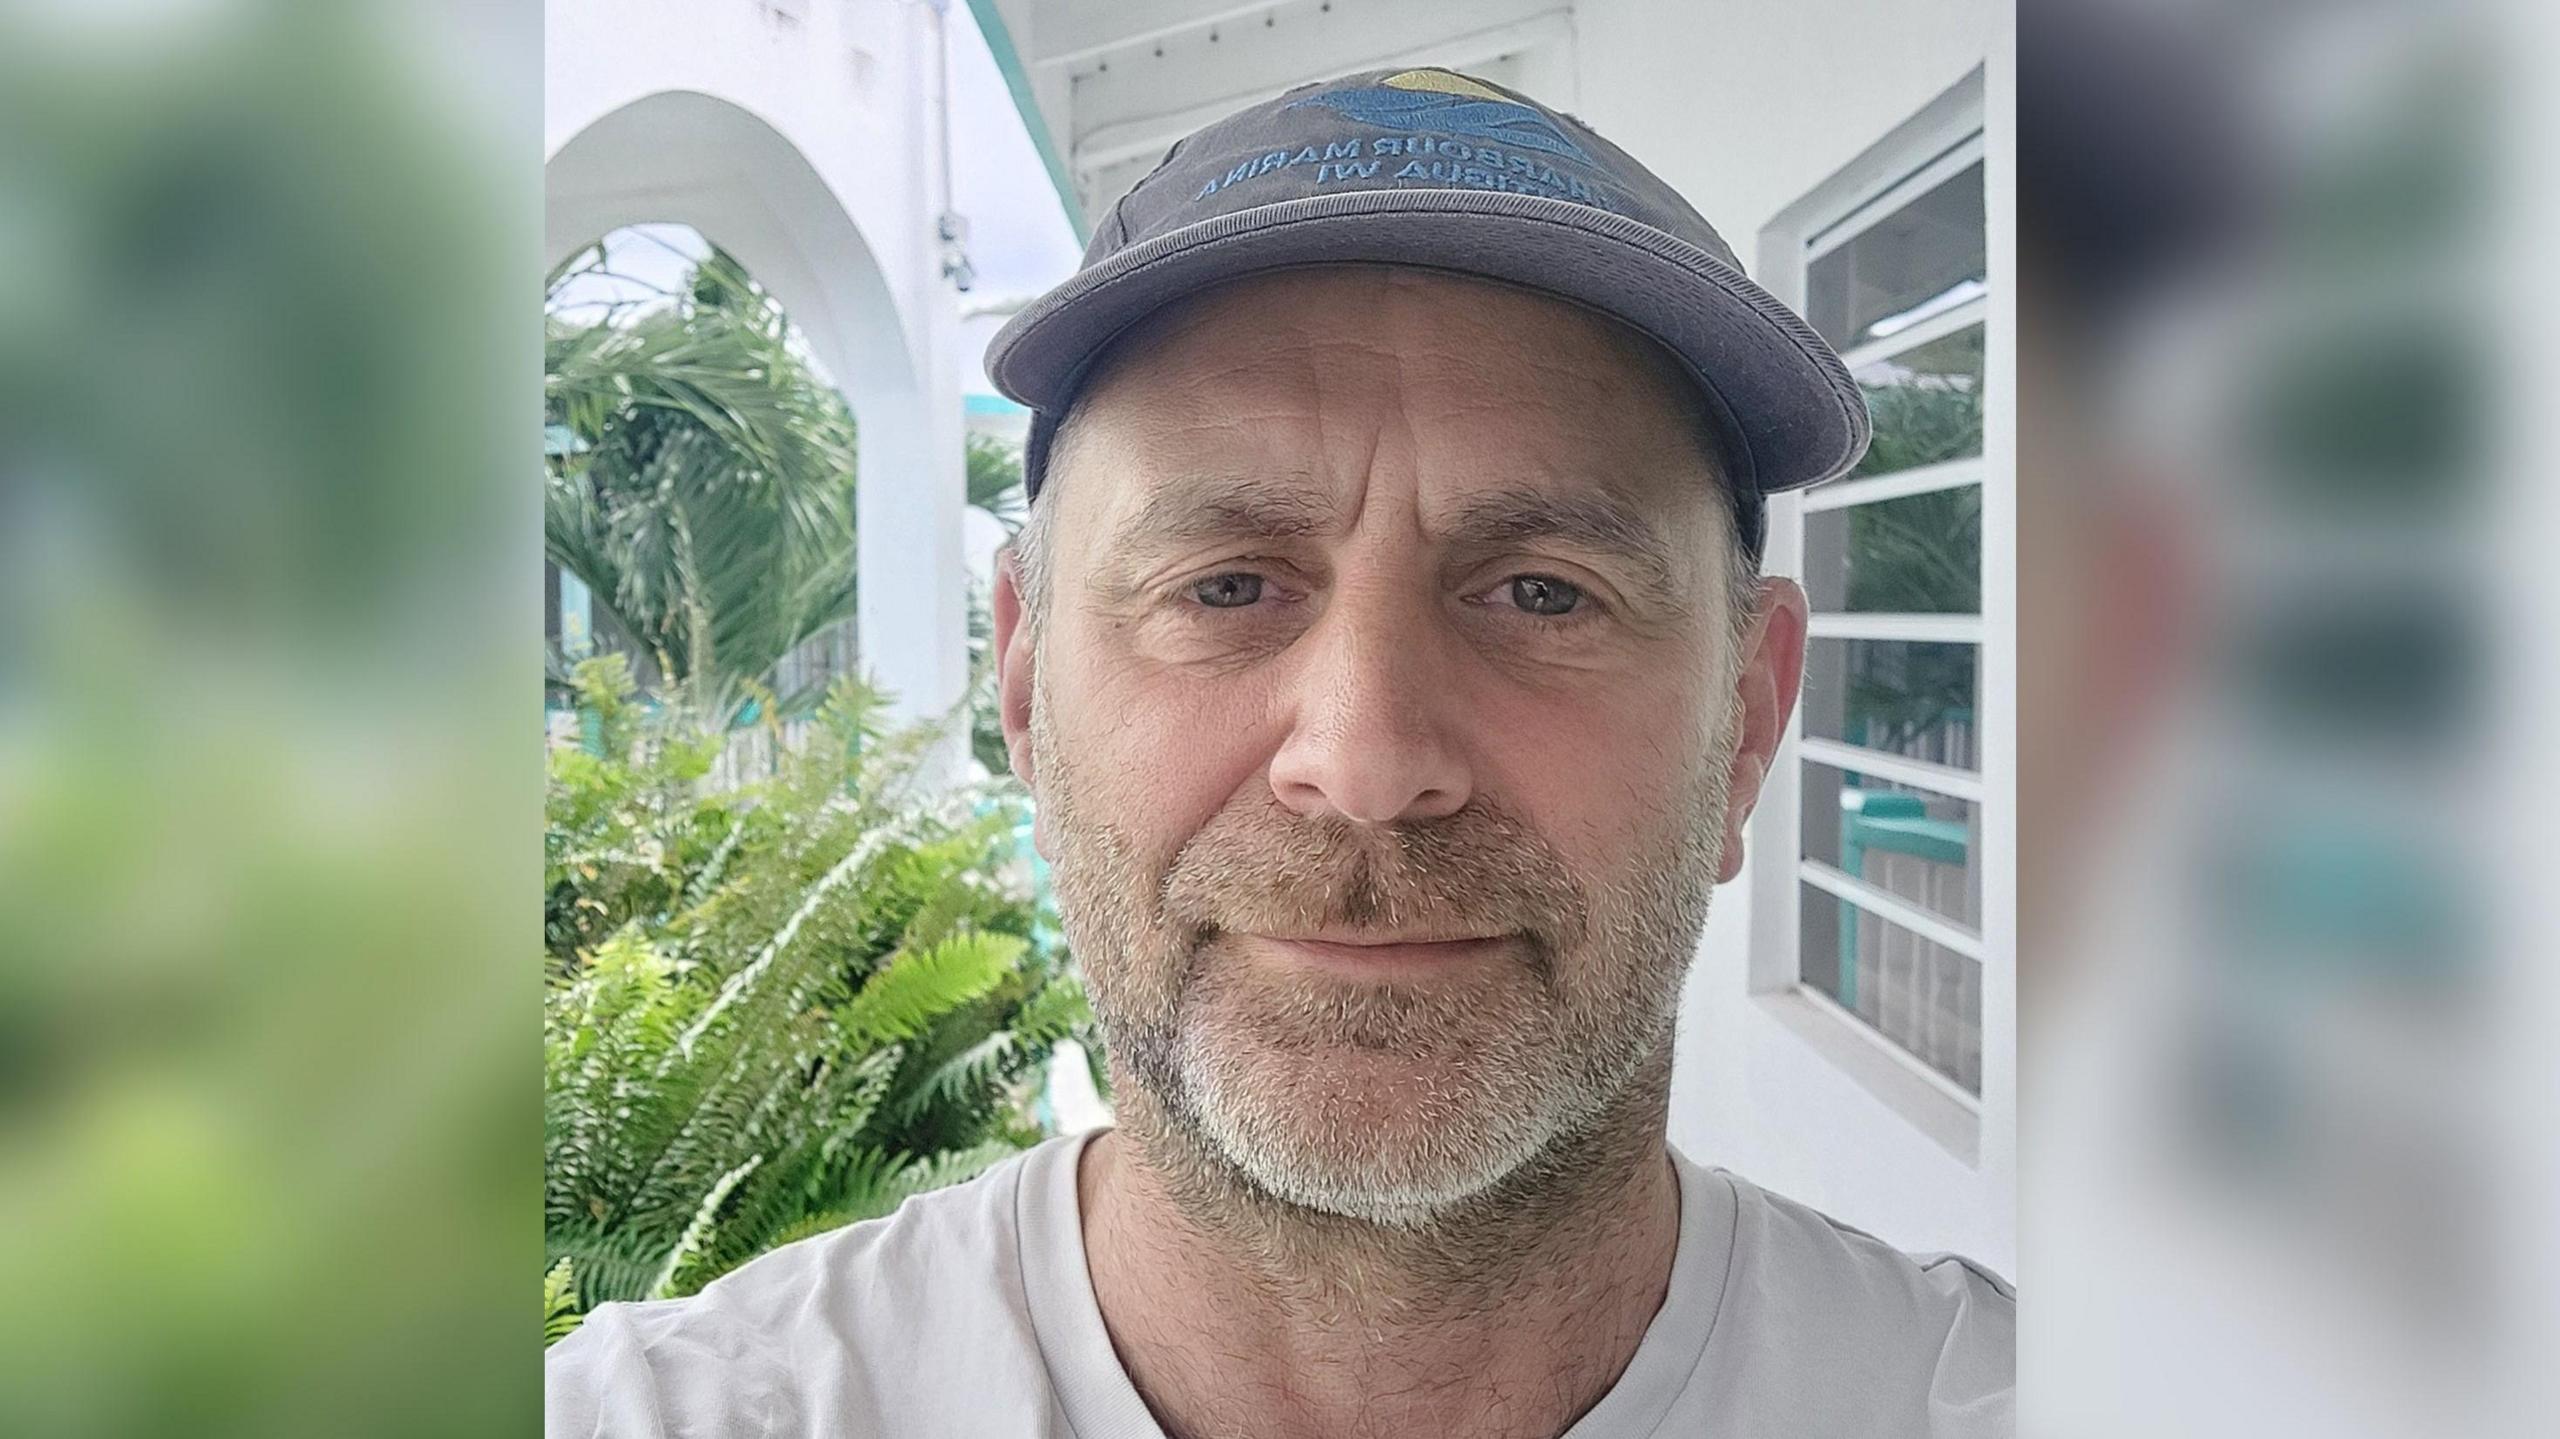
<box><xmin>1710</xmin><ymin>1170</ymin><xmax>2014</xmax><ymax>1436</ymax></box>
<box><xmin>545</xmin><ymin>1138</ymin><xmax>1069</xmax><ymax>1439</ymax></box>
<box><xmin>1724</xmin><ymin>1169</ymin><xmax>2016</xmax><ymax>1316</ymax></box>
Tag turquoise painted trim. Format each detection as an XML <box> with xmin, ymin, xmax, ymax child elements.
<box><xmin>1851</xmin><ymin>814</ymin><xmax>1969</xmax><ymax>868</ymax></box>
<box><xmin>965</xmin><ymin>392</ymin><xmax>1031</xmax><ymax>415</ymax></box>
<box><xmin>964</xmin><ymin>0</ymin><xmax>1091</xmax><ymax>244</ymax></box>
<box><xmin>1835</xmin><ymin>786</ymin><xmax>1974</xmax><ymax>1007</ymax></box>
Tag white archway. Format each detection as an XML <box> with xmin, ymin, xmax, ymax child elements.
<box><xmin>545</xmin><ymin>64</ymin><xmax>968</xmax><ymax>760</ymax></box>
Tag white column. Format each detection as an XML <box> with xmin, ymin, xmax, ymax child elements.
<box><xmin>853</xmin><ymin>359</ymin><xmax>970</xmax><ymax>778</ymax></box>
<box><xmin>854</xmin><ymin>0</ymin><xmax>972</xmax><ymax>783</ymax></box>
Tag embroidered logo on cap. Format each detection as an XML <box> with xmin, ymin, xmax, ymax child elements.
<box><xmin>1185</xmin><ymin>68</ymin><xmax>1621</xmax><ymax>212</ymax></box>
<box><xmin>1288</xmin><ymin>68</ymin><xmax>1595</xmax><ymax>164</ymax></box>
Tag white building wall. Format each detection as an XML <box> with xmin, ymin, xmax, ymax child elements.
<box><xmin>1568</xmin><ymin>0</ymin><xmax>2016</xmax><ymax>1276</ymax></box>
<box><xmin>1569</xmin><ymin>1</ymin><xmax>1998</xmax><ymax>272</ymax></box>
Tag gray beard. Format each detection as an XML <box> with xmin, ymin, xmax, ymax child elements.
<box><xmin>1029</xmin><ymin>662</ymin><xmax>1733</xmax><ymax>1258</ymax></box>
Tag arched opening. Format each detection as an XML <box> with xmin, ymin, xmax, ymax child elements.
<box><xmin>546</xmin><ymin>90</ymin><xmax>967</xmax><ymax>750</ymax></box>
<box><xmin>544</xmin><ymin>224</ymin><xmax>865</xmax><ymax>767</ymax></box>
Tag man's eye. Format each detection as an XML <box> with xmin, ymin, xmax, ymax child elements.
<box><xmin>1189</xmin><ymin>573</ymin><xmax>1264</xmax><ymax>609</ymax></box>
<box><xmin>1506</xmin><ymin>575</ymin><xmax>1585</xmax><ymax>617</ymax></box>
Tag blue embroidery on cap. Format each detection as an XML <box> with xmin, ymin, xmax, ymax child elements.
<box><xmin>1184</xmin><ymin>71</ymin><xmax>1619</xmax><ymax>212</ymax></box>
<box><xmin>1288</xmin><ymin>88</ymin><xmax>1593</xmax><ymax>165</ymax></box>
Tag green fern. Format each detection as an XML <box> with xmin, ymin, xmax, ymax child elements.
<box><xmin>887</xmin><ymin>1031</ymin><xmax>1015</xmax><ymax>1127</ymax></box>
<box><xmin>544</xmin><ymin>673</ymin><xmax>1096</xmax><ymax>1339</ymax></box>
<box><xmin>891</xmin><ymin>1139</ymin><xmax>1024</xmax><ymax>1201</ymax></box>
<box><xmin>1011</xmin><ymin>974</ymin><xmax>1096</xmax><ymax>1047</ymax></box>
<box><xmin>544</xmin><ymin>1259</ymin><xmax>585</xmax><ymax>1347</ymax></box>
<box><xmin>759</xmin><ymin>1139</ymin><xmax>1026</xmax><ymax>1250</ymax></box>
<box><xmin>843</xmin><ymin>931</ymin><xmax>1025</xmax><ymax>1045</ymax></box>
<box><xmin>649</xmin><ymin>1155</ymin><xmax>761</xmax><ymax>1299</ymax></box>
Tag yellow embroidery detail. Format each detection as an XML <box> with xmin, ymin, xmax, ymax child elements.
<box><xmin>1379</xmin><ymin>69</ymin><xmax>1512</xmax><ymax>103</ymax></box>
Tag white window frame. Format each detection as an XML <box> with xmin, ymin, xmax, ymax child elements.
<box><xmin>1749</xmin><ymin>65</ymin><xmax>2012</xmax><ymax>1166</ymax></box>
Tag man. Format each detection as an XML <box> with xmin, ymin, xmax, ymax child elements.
<box><xmin>549</xmin><ymin>67</ymin><xmax>2013</xmax><ymax>1438</ymax></box>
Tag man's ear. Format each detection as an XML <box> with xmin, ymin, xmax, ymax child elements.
<box><xmin>992</xmin><ymin>546</ymin><xmax>1038</xmax><ymax>794</ymax></box>
<box><xmin>1716</xmin><ymin>576</ymin><xmax>1808</xmax><ymax>885</ymax></box>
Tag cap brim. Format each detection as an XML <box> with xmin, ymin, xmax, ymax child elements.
<box><xmin>986</xmin><ymin>188</ymin><xmax>1870</xmax><ymax>495</ymax></box>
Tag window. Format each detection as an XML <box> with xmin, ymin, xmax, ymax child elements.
<box><xmin>1752</xmin><ymin>72</ymin><xmax>2005</xmax><ymax>1147</ymax></box>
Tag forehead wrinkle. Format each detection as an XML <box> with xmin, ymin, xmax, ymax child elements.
<box><xmin>1415</xmin><ymin>337</ymin><xmax>1629</xmax><ymax>397</ymax></box>
<box><xmin>1119</xmin><ymin>310</ymin><xmax>1391</xmax><ymax>408</ymax></box>
<box><xmin>1416</xmin><ymin>343</ymin><xmax>1703</xmax><ymax>455</ymax></box>
<box><xmin>1054</xmin><ymin>267</ymin><xmax>1727</xmax><ymax>588</ymax></box>
<box><xmin>1092</xmin><ymin>336</ymin><xmax>1382</xmax><ymax>469</ymax></box>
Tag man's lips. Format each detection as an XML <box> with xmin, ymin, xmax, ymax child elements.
<box><xmin>1242</xmin><ymin>931</ymin><xmax>1515</xmax><ymax>975</ymax></box>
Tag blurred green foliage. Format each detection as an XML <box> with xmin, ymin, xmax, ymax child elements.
<box><xmin>1851</xmin><ymin>328</ymin><xmax>1985</xmax><ymax>479</ymax></box>
<box><xmin>0</xmin><ymin>4</ymin><xmax>533</xmax><ymax>1435</ymax></box>
<box><xmin>1839</xmin><ymin>361</ymin><xmax>1985</xmax><ymax>747</ymax></box>
<box><xmin>1844</xmin><ymin>487</ymin><xmax>1982</xmax><ymax>615</ymax></box>
<box><xmin>1839</xmin><ymin>487</ymin><xmax>1981</xmax><ymax>751</ymax></box>
<box><xmin>542</xmin><ymin>659</ymin><xmax>1095</xmax><ymax>1343</ymax></box>
<box><xmin>966</xmin><ymin>431</ymin><xmax>1030</xmax><ymax>535</ymax></box>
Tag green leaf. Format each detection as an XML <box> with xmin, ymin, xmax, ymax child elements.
<box><xmin>842</xmin><ymin>930</ymin><xmax>1025</xmax><ymax>1046</ymax></box>
<box><xmin>543</xmin><ymin>1258</ymin><xmax>585</xmax><ymax>1347</ymax></box>
<box><xmin>648</xmin><ymin>1154</ymin><xmax>762</xmax><ymax>1299</ymax></box>
<box><xmin>545</xmin><ymin>242</ymin><xmax>861</xmax><ymax>712</ymax></box>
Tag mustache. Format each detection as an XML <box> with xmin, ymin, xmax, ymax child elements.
<box><xmin>1157</xmin><ymin>795</ymin><xmax>1589</xmax><ymax>961</ymax></box>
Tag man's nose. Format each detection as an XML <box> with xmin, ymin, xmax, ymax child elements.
<box><xmin>1266</xmin><ymin>585</ymin><xmax>1473</xmax><ymax>826</ymax></box>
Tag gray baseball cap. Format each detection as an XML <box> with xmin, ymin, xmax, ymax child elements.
<box><xmin>986</xmin><ymin>66</ymin><xmax>1870</xmax><ymax>553</ymax></box>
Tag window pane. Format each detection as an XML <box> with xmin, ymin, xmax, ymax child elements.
<box><xmin>1850</xmin><ymin>323</ymin><xmax>1984</xmax><ymax>477</ymax></box>
<box><xmin>1799</xmin><ymin>881</ymin><xmax>1981</xmax><ymax>1094</ymax></box>
<box><xmin>1803</xmin><ymin>485</ymin><xmax>1982</xmax><ymax>613</ymax></box>
<box><xmin>1806</xmin><ymin>159</ymin><xmax>1985</xmax><ymax>352</ymax></box>
<box><xmin>1800</xmin><ymin>761</ymin><xmax>1981</xmax><ymax>930</ymax></box>
<box><xmin>1800</xmin><ymin>639</ymin><xmax>1978</xmax><ymax>769</ymax></box>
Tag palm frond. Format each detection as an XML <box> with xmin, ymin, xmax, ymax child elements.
<box><xmin>545</xmin><ymin>243</ymin><xmax>861</xmax><ymax>703</ymax></box>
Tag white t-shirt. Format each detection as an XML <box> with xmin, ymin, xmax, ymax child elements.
<box><xmin>548</xmin><ymin>1128</ymin><xmax>2013</xmax><ymax>1437</ymax></box>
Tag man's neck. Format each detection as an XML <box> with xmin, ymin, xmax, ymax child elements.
<box><xmin>1079</xmin><ymin>1060</ymin><xmax>1683</xmax><ymax>1439</ymax></box>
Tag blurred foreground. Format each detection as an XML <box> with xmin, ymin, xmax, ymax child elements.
<box><xmin>1</xmin><ymin>2</ymin><xmax>536</xmax><ymax>1432</ymax></box>
<box><xmin>2021</xmin><ymin>0</ymin><xmax>2558</xmax><ymax>1434</ymax></box>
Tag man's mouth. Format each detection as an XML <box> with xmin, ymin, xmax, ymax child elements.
<box><xmin>1241</xmin><ymin>929</ymin><xmax>1516</xmax><ymax>976</ymax></box>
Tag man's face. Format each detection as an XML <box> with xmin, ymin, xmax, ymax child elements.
<box><xmin>995</xmin><ymin>267</ymin><xmax>1804</xmax><ymax>1225</ymax></box>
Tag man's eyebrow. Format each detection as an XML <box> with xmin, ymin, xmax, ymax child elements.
<box><xmin>1436</xmin><ymin>486</ymin><xmax>1686</xmax><ymax>603</ymax></box>
<box><xmin>1089</xmin><ymin>476</ymin><xmax>1338</xmax><ymax>594</ymax></box>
